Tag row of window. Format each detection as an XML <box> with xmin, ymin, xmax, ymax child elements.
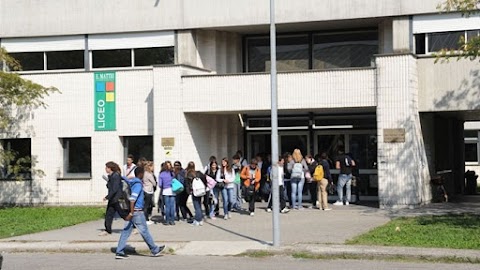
<box><xmin>9</xmin><ymin>47</ymin><xmax>174</xmax><ymax>71</ymax></box>
<box><xmin>415</xmin><ymin>29</ymin><xmax>480</xmax><ymax>55</ymax></box>
<box><xmin>0</xmin><ymin>136</ymin><xmax>153</xmax><ymax>179</ymax></box>
<box><xmin>245</xmin><ymin>30</ymin><xmax>378</xmax><ymax>72</ymax></box>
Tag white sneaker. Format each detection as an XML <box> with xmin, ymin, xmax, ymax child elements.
<box><xmin>250</xmin><ymin>212</ymin><xmax>255</xmax><ymax>216</ymax></box>
<box><xmin>323</xmin><ymin>208</ymin><xmax>332</xmax><ymax>211</ymax></box>
<box><xmin>266</xmin><ymin>208</ymin><xmax>272</xmax><ymax>213</ymax></box>
<box><xmin>199</xmin><ymin>220</ymin><xmax>204</xmax><ymax>226</ymax></box>
<box><xmin>98</xmin><ymin>231</ymin><xmax>109</xmax><ymax>236</ymax></box>
<box><xmin>281</xmin><ymin>208</ymin><xmax>290</xmax><ymax>213</ymax></box>
<box><xmin>228</xmin><ymin>213</ymin><xmax>232</xmax><ymax>219</ymax></box>
<box><xmin>224</xmin><ymin>215</ymin><xmax>228</xmax><ymax>220</ymax></box>
<box><xmin>191</xmin><ymin>220</ymin><xmax>200</xmax><ymax>226</ymax></box>
<box><xmin>333</xmin><ymin>201</ymin><xmax>343</xmax><ymax>206</ymax></box>
<box><xmin>146</xmin><ymin>220</ymin><xmax>154</xmax><ymax>225</ymax></box>
<box><xmin>345</xmin><ymin>201</ymin><xmax>349</xmax><ymax>206</ymax></box>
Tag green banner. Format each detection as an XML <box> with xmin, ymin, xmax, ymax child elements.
<box><xmin>94</xmin><ymin>71</ymin><xmax>116</xmax><ymax>131</ymax></box>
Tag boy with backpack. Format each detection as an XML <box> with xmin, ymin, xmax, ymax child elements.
<box><xmin>115</xmin><ymin>166</ymin><xmax>165</xmax><ymax>259</ymax></box>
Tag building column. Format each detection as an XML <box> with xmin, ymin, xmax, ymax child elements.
<box><xmin>376</xmin><ymin>54</ymin><xmax>431</xmax><ymax>208</ymax></box>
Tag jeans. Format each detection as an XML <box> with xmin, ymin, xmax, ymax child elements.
<box><xmin>226</xmin><ymin>187</ymin><xmax>235</xmax><ymax>211</ymax></box>
<box><xmin>267</xmin><ymin>185</ymin><xmax>286</xmax><ymax>210</ymax></box>
<box><xmin>291</xmin><ymin>178</ymin><xmax>305</xmax><ymax>209</ymax></box>
<box><xmin>163</xmin><ymin>195</ymin><xmax>176</xmax><ymax>223</ymax></box>
<box><xmin>116</xmin><ymin>211</ymin><xmax>160</xmax><ymax>256</ymax></box>
<box><xmin>143</xmin><ymin>193</ymin><xmax>154</xmax><ymax>221</ymax></box>
<box><xmin>105</xmin><ymin>201</ymin><xmax>127</xmax><ymax>234</ymax></box>
<box><xmin>211</xmin><ymin>187</ymin><xmax>228</xmax><ymax>217</ymax></box>
<box><xmin>337</xmin><ymin>174</ymin><xmax>352</xmax><ymax>203</ymax></box>
<box><xmin>192</xmin><ymin>195</ymin><xmax>203</xmax><ymax>222</ymax></box>
<box><xmin>317</xmin><ymin>179</ymin><xmax>329</xmax><ymax>209</ymax></box>
<box><xmin>284</xmin><ymin>180</ymin><xmax>292</xmax><ymax>207</ymax></box>
<box><xmin>308</xmin><ymin>181</ymin><xmax>318</xmax><ymax>207</ymax></box>
<box><xmin>177</xmin><ymin>191</ymin><xmax>193</xmax><ymax>220</ymax></box>
<box><xmin>233</xmin><ymin>182</ymin><xmax>242</xmax><ymax>209</ymax></box>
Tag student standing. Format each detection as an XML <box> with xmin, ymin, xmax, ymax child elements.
<box><xmin>158</xmin><ymin>161</ymin><xmax>176</xmax><ymax>225</ymax></box>
<box><xmin>240</xmin><ymin>159</ymin><xmax>261</xmax><ymax>216</ymax></box>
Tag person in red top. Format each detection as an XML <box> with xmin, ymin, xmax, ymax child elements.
<box><xmin>240</xmin><ymin>159</ymin><xmax>261</xmax><ymax>216</ymax></box>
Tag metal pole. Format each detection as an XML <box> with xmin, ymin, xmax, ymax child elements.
<box><xmin>270</xmin><ymin>0</ymin><xmax>280</xmax><ymax>247</ymax></box>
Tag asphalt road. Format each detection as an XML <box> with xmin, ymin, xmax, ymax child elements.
<box><xmin>2</xmin><ymin>253</ymin><xmax>479</xmax><ymax>270</ymax></box>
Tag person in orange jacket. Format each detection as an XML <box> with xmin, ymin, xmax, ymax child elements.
<box><xmin>240</xmin><ymin>159</ymin><xmax>261</xmax><ymax>216</ymax></box>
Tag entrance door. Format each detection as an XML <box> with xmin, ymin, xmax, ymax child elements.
<box><xmin>279</xmin><ymin>132</ymin><xmax>309</xmax><ymax>156</ymax></box>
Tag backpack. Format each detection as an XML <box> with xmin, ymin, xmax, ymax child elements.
<box><xmin>192</xmin><ymin>177</ymin><xmax>206</xmax><ymax>197</ymax></box>
<box><xmin>171</xmin><ymin>178</ymin><xmax>184</xmax><ymax>194</ymax></box>
<box><xmin>344</xmin><ymin>155</ymin><xmax>353</xmax><ymax>167</ymax></box>
<box><xmin>118</xmin><ymin>176</ymin><xmax>140</xmax><ymax>211</ymax></box>
<box><xmin>291</xmin><ymin>162</ymin><xmax>303</xmax><ymax>179</ymax></box>
<box><xmin>313</xmin><ymin>164</ymin><xmax>325</xmax><ymax>181</ymax></box>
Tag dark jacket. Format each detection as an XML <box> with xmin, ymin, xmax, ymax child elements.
<box><xmin>320</xmin><ymin>159</ymin><xmax>333</xmax><ymax>182</ymax></box>
<box><xmin>105</xmin><ymin>171</ymin><xmax>122</xmax><ymax>203</ymax></box>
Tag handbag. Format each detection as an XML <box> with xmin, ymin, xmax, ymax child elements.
<box><xmin>327</xmin><ymin>182</ymin><xmax>336</xmax><ymax>195</ymax></box>
<box><xmin>246</xmin><ymin>185</ymin><xmax>255</xmax><ymax>196</ymax></box>
<box><xmin>215</xmin><ymin>181</ymin><xmax>225</xmax><ymax>189</ymax></box>
<box><xmin>171</xmin><ymin>178</ymin><xmax>184</xmax><ymax>194</ymax></box>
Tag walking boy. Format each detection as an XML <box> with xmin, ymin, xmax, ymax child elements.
<box><xmin>115</xmin><ymin>166</ymin><xmax>165</xmax><ymax>259</ymax></box>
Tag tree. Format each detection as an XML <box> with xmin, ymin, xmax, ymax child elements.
<box><xmin>0</xmin><ymin>47</ymin><xmax>59</xmax><ymax>179</ymax></box>
<box><xmin>436</xmin><ymin>0</ymin><xmax>480</xmax><ymax>61</ymax></box>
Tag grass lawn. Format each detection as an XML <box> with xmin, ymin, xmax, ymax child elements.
<box><xmin>347</xmin><ymin>214</ymin><xmax>480</xmax><ymax>250</ymax></box>
<box><xmin>0</xmin><ymin>206</ymin><xmax>105</xmax><ymax>239</ymax></box>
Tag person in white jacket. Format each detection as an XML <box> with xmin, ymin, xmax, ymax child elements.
<box><xmin>220</xmin><ymin>157</ymin><xmax>236</xmax><ymax>219</ymax></box>
<box><xmin>266</xmin><ymin>157</ymin><xmax>289</xmax><ymax>213</ymax></box>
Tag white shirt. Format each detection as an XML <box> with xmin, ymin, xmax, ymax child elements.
<box><xmin>123</xmin><ymin>163</ymin><xmax>137</xmax><ymax>178</ymax></box>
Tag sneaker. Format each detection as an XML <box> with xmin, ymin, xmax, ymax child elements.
<box><xmin>152</xmin><ymin>245</ymin><xmax>165</xmax><ymax>257</ymax></box>
<box><xmin>323</xmin><ymin>208</ymin><xmax>332</xmax><ymax>211</ymax></box>
<box><xmin>133</xmin><ymin>229</ymin><xmax>139</xmax><ymax>234</ymax></box>
<box><xmin>281</xmin><ymin>208</ymin><xmax>290</xmax><ymax>213</ymax></box>
<box><xmin>250</xmin><ymin>212</ymin><xmax>255</xmax><ymax>216</ymax></box>
<box><xmin>224</xmin><ymin>215</ymin><xmax>228</xmax><ymax>220</ymax></box>
<box><xmin>199</xmin><ymin>220</ymin><xmax>204</xmax><ymax>226</ymax></box>
<box><xmin>228</xmin><ymin>213</ymin><xmax>232</xmax><ymax>219</ymax></box>
<box><xmin>230</xmin><ymin>208</ymin><xmax>237</xmax><ymax>212</ymax></box>
<box><xmin>191</xmin><ymin>220</ymin><xmax>200</xmax><ymax>226</ymax></box>
<box><xmin>146</xmin><ymin>220</ymin><xmax>154</xmax><ymax>225</ymax></box>
<box><xmin>298</xmin><ymin>207</ymin><xmax>304</xmax><ymax>211</ymax></box>
<box><xmin>308</xmin><ymin>205</ymin><xmax>313</xmax><ymax>209</ymax></box>
<box><xmin>115</xmin><ymin>253</ymin><xmax>128</xmax><ymax>259</ymax></box>
<box><xmin>210</xmin><ymin>215</ymin><xmax>217</xmax><ymax>220</ymax></box>
<box><xmin>333</xmin><ymin>201</ymin><xmax>343</xmax><ymax>206</ymax></box>
<box><xmin>345</xmin><ymin>201</ymin><xmax>349</xmax><ymax>206</ymax></box>
<box><xmin>98</xmin><ymin>231</ymin><xmax>110</xmax><ymax>236</ymax></box>
<box><xmin>169</xmin><ymin>221</ymin><xmax>175</xmax><ymax>226</ymax></box>
<box><xmin>266</xmin><ymin>208</ymin><xmax>272</xmax><ymax>213</ymax></box>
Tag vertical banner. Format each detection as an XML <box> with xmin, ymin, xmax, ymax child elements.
<box><xmin>94</xmin><ymin>71</ymin><xmax>116</xmax><ymax>131</ymax></box>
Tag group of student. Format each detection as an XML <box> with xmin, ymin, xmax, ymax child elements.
<box><xmin>102</xmin><ymin>147</ymin><xmax>357</xmax><ymax>235</ymax></box>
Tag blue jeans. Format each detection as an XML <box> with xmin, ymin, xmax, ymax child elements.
<box><xmin>291</xmin><ymin>178</ymin><xmax>305</xmax><ymax>209</ymax></box>
<box><xmin>163</xmin><ymin>195</ymin><xmax>176</xmax><ymax>223</ymax></box>
<box><xmin>211</xmin><ymin>187</ymin><xmax>228</xmax><ymax>217</ymax></box>
<box><xmin>337</xmin><ymin>174</ymin><xmax>352</xmax><ymax>203</ymax></box>
<box><xmin>192</xmin><ymin>195</ymin><xmax>203</xmax><ymax>222</ymax></box>
<box><xmin>233</xmin><ymin>182</ymin><xmax>242</xmax><ymax>209</ymax></box>
<box><xmin>226</xmin><ymin>187</ymin><xmax>235</xmax><ymax>211</ymax></box>
<box><xmin>116</xmin><ymin>211</ymin><xmax>160</xmax><ymax>255</ymax></box>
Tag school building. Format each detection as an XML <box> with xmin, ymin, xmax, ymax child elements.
<box><xmin>1</xmin><ymin>0</ymin><xmax>479</xmax><ymax>207</ymax></box>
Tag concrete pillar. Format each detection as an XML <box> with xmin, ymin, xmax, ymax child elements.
<box><xmin>378</xmin><ymin>19</ymin><xmax>393</xmax><ymax>54</ymax></box>
<box><xmin>392</xmin><ymin>16</ymin><xmax>412</xmax><ymax>53</ymax></box>
<box><xmin>376</xmin><ymin>54</ymin><xmax>431</xmax><ymax>208</ymax></box>
<box><xmin>176</xmin><ymin>30</ymin><xmax>198</xmax><ymax>67</ymax></box>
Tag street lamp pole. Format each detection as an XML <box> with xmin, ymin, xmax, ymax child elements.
<box><xmin>270</xmin><ymin>0</ymin><xmax>280</xmax><ymax>247</ymax></box>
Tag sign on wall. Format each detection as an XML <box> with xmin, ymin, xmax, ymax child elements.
<box><xmin>94</xmin><ymin>72</ymin><xmax>116</xmax><ymax>131</ymax></box>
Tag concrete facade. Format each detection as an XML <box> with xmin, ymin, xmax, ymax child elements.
<box><xmin>0</xmin><ymin>0</ymin><xmax>478</xmax><ymax>207</ymax></box>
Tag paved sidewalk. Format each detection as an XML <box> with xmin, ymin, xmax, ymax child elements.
<box><xmin>1</xmin><ymin>200</ymin><xmax>479</xmax><ymax>259</ymax></box>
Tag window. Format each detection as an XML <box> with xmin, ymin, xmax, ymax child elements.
<box><xmin>46</xmin><ymin>50</ymin><xmax>84</xmax><ymax>70</ymax></box>
<box><xmin>9</xmin><ymin>52</ymin><xmax>44</xmax><ymax>71</ymax></box>
<box><xmin>0</xmin><ymin>138</ymin><xmax>32</xmax><ymax>179</ymax></box>
<box><xmin>62</xmin><ymin>137</ymin><xmax>91</xmax><ymax>177</ymax></box>
<box><xmin>313</xmin><ymin>31</ymin><xmax>377</xmax><ymax>69</ymax></box>
<box><xmin>415</xmin><ymin>34</ymin><xmax>426</xmax><ymax>55</ymax></box>
<box><xmin>134</xmin><ymin>47</ymin><xmax>174</xmax><ymax>66</ymax></box>
<box><xmin>464</xmin><ymin>130</ymin><xmax>479</xmax><ymax>163</ymax></box>
<box><xmin>92</xmin><ymin>49</ymin><xmax>131</xmax><ymax>68</ymax></box>
<box><xmin>247</xmin><ymin>35</ymin><xmax>310</xmax><ymax>72</ymax></box>
<box><xmin>246</xmin><ymin>30</ymin><xmax>378</xmax><ymax>72</ymax></box>
<box><xmin>123</xmin><ymin>136</ymin><xmax>153</xmax><ymax>163</ymax></box>
<box><xmin>428</xmin><ymin>31</ymin><xmax>464</xmax><ymax>52</ymax></box>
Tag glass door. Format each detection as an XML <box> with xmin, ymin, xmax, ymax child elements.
<box><xmin>279</xmin><ymin>132</ymin><xmax>310</xmax><ymax>157</ymax></box>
